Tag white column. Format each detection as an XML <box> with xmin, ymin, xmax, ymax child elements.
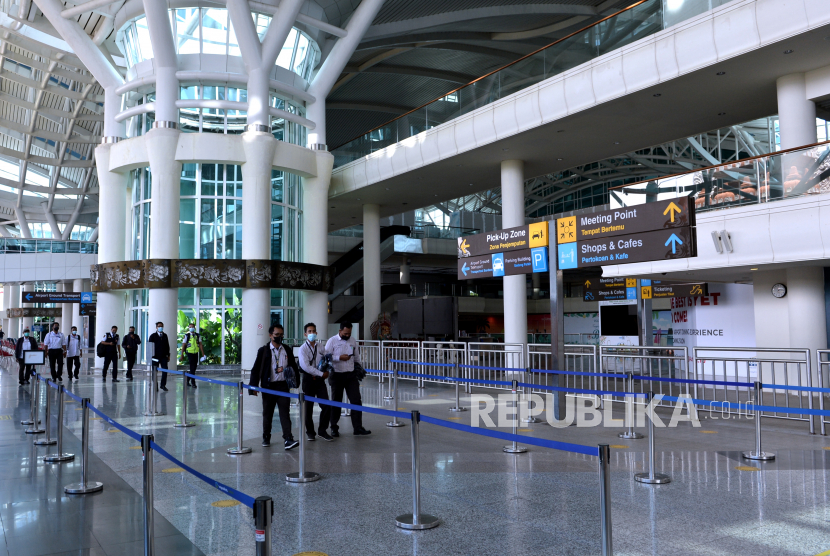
<box><xmin>400</xmin><ymin>256</ymin><xmax>410</xmax><ymax>285</ymax></box>
<box><xmin>61</xmin><ymin>283</ymin><xmax>73</xmax><ymax>332</ymax></box>
<box><xmin>501</xmin><ymin>160</ymin><xmax>528</xmax><ymax>353</ymax></box>
<box><xmin>72</xmin><ymin>278</ymin><xmax>84</xmax><ymax>336</ymax></box>
<box><xmin>8</xmin><ymin>285</ymin><xmax>19</xmax><ymax>337</ymax></box>
<box><xmin>95</xmin><ymin>144</ymin><xmax>128</xmax><ymax>369</ymax></box>
<box><xmin>54</xmin><ymin>282</ymin><xmax>64</xmax><ymax>327</ymax></box>
<box><xmin>787</xmin><ymin>267</ymin><xmax>826</xmax><ymax>385</ymax></box>
<box><xmin>777</xmin><ymin>73</ymin><xmax>817</xmax><ymax>149</ymax></box>
<box><xmin>363</xmin><ymin>203</ymin><xmax>381</xmax><ymax>340</ymax></box>
<box><xmin>146</xmin><ymin>127</ymin><xmax>181</xmax><ymax>360</ymax></box>
<box><xmin>1</xmin><ymin>284</ymin><xmax>8</xmax><ymax>336</ymax></box>
<box><xmin>142</xmin><ymin>0</ymin><xmax>178</xmax><ymax>123</ymax></box>
<box><xmin>301</xmin><ymin>151</ymin><xmax>333</xmax><ymax>338</ymax></box>
<box><xmin>21</xmin><ymin>286</ymin><xmax>33</xmax><ymax>335</ymax></box>
<box><xmin>241</xmin><ymin>131</ymin><xmax>277</xmax><ymax>370</ymax></box>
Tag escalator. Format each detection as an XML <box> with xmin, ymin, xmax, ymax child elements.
<box><xmin>328</xmin><ymin>225</ymin><xmax>410</xmax><ymax>300</ymax></box>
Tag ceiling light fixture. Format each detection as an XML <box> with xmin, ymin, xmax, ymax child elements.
<box><xmin>783</xmin><ymin>49</ymin><xmax>794</xmax><ymax>54</ymax></box>
<box><xmin>718</xmin><ymin>112</ymin><xmax>727</xmax><ymax>116</ymax></box>
<box><xmin>557</xmin><ymin>130</ymin><xmax>565</xmax><ymax>133</ymax></box>
<box><xmin>653</xmin><ymin>93</ymin><xmax>662</xmax><ymax>97</ymax></box>
<box><xmin>557</xmin><ymin>158</ymin><xmax>563</xmax><ymax>161</ymax></box>
<box><xmin>716</xmin><ymin>71</ymin><xmax>726</xmax><ymax>75</ymax></box>
<box><xmin>750</xmin><ymin>268</ymin><xmax>758</xmax><ymax>271</ymax></box>
<box><xmin>614</xmin><ymin>141</ymin><xmax>620</xmax><ymax>145</ymax></box>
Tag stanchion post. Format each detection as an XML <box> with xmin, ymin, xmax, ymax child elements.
<box><xmin>503</xmin><ymin>380</ymin><xmax>527</xmax><ymax>453</ymax></box>
<box><xmin>449</xmin><ymin>363</ymin><xmax>466</xmax><ymax>412</ymax></box>
<box><xmin>173</xmin><ymin>372</ymin><xmax>194</xmax><ymax>428</ymax></box>
<box><xmin>387</xmin><ymin>367</ymin><xmax>405</xmax><ymax>427</ymax></box>
<box><xmin>43</xmin><ymin>384</ymin><xmax>74</xmax><ymax>462</ymax></box>
<box><xmin>521</xmin><ymin>367</ymin><xmax>541</xmax><ymax>423</ymax></box>
<box><xmin>598</xmin><ymin>444</ymin><xmax>613</xmax><ymax>556</ymax></box>
<box><xmin>25</xmin><ymin>374</ymin><xmax>45</xmax><ymax>434</ymax></box>
<box><xmin>254</xmin><ymin>496</ymin><xmax>273</xmax><ymax>556</ymax></box>
<box><xmin>286</xmin><ymin>393</ymin><xmax>321</xmax><ymax>483</ymax></box>
<box><xmin>618</xmin><ymin>372</ymin><xmax>643</xmax><ymax>440</ymax></box>
<box><xmin>64</xmin><ymin>398</ymin><xmax>103</xmax><ymax>494</ymax></box>
<box><xmin>227</xmin><ymin>382</ymin><xmax>252</xmax><ymax>455</ymax></box>
<box><xmin>742</xmin><ymin>381</ymin><xmax>775</xmax><ymax>461</ymax></box>
<box><xmin>395</xmin><ymin>410</ymin><xmax>440</xmax><ymax>530</ymax></box>
<box><xmin>21</xmin><ymin>371</ymin><xmax>39</xmax><ymax>425</ymax></box>
<box><xmin>141</xmin><ymin>434</ymin><xmax>155</xmax><ymax>556</ymax></box>
<box><xmin>634</xmin><ymin>391</ymin><xmax>670</xmax><ymax>484</ymax></box>
<box><xmin>144</xmin><ymin>361</ymin><xmax>164</xmax><ymax>416</ymax></box>
<box><xmin>383</xmin><ymin>363</ymin><xmax>394</xmax><ymax>401</ymax></box>
<box><xmin>34</xmin><ymin>379</ymin><xmax>56</xmax><ymax>446</ymax></box>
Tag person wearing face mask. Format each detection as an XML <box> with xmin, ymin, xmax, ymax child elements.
<box><xmin>65</xmin><ymin>326</ymin><xmax>82</xmax><ymax>380</ymax></box>
<box><xmin>121</xmin><ymin>326</ymin><xmax>141</xmax><ymax>381</ymax></box>
<box><xmin>248</xmin><ymin>324</ymin><xmax>299</xmax><ymax>450</ymax></box>
<box><xmin>15</xmin><ymin>328</ymin><xmax>38</xmax><ymax>385</ymax></box>
<box><xmin>148</xmin><ymin>322</ymin><xmax>171</xmax><ymax>391</ymax></box>
<box><xmin>297</xmin><ymin>323</ymin><xmax>334</xmax><ymax>442</ymax></box>
<box><xmin>181</xmin><ymin>323</ymin><xmax>205</xmax><ymax>388</ymax></box>
<box><xmin>44</xmin><ymin>322</ymin><xmax>67</xmax><ymax>382</ymax></box>
<box><xmin>325</xmin><ymin>322</ymin><xmax>371</xmax><ymax>436</ymax></box>
<box><xmin>100</xmin><ymin>326</ymin><xmax>121</xmax><ymax>382</ymax></box>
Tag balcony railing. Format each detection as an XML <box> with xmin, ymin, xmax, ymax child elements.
<box><xmin>0</xmin><ymin>239</ymin><xmax>98</xmax><ymax>254</ymax></box>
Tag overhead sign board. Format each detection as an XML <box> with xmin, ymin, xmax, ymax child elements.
<box><xmin>458</xmin><ymin>248</ymin><xmax>549</xmax><ymax>280</ymax></box>
<box><xmin>23</xmin><ymin>292</ymin><xmax>81</xmax><ymax>303</ymax></box>
<box><xmin>583</xmin><ymin>277</ymin><xmax>636</xmax><ymax>301</ymax></box>
<box><xmin>558</xmin><ymin>227</ymin><xmax>695</xmax><ymax>269</ymax></box>
<box><xmin>458</xmin><ymin>255</ymin><xmax>493</xmax><ymax>279</ymax></box>
<box><xmin>641</xmin><ymin>282</ymin><xmax>708</xmax><ymax>299</ymax></box>
<box><xmin>458</xmin><ymin>222</ymin><xmax>548</xmax><ymax>258</ymax></box>
<box><xmin>558</xmin><ymin>198</ymin><xmax>694</xmax><ymax>244</ymax></box>
<box><xmin>79</xmin><ymin>303</ymin><xmax>96</xmax><ymax>316</ymax></box>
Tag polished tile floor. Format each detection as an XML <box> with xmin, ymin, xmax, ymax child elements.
<box><xmin>1</xmin><ymin>362</ymin><xmax>829</xmax><ymax>555</ymax></box>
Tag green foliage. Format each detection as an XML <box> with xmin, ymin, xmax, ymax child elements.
<box><xmin>175</xmin><ymin>291</ymin><xmax>242</xmax><ymax>365</ymax></box>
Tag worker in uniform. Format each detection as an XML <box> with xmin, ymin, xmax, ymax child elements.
<box><xmin>181</xmin><ymin>323</ymin><xmax>205</xmax><ymax>388</ymax></box>
<box><xmin>15</xmin><ymin>329</ymin><xmax>37</xmax><ymax>385</ymax></box>
<box><xmin>100</xmin><ymin>326</ymin><xmax>121</xmax><ymax>382</ymax></box>
<box><xmin>43</xmin><ymin>322</ymin><xmax>66</xmax><ymax>381</ymax></box>
<box><xmin>325</xmin><ymin>322</ymin><xmax>371</xmax><ymax>436</ymax></box>
<box><xmin>121</xmin><ymin>326</ymin><xmax>141</xmax><ymax>381</ymax></box>
<box><xmin>65</xmin><ymin>326</ymin><xmax>82</xmax><ymax>380</ymax></box>
<box><xmin>298</xmin><ymin>323</ymin><xmax>334</xmax><ymax>442</ymax></box>
<box><xmin>148</xmin><ymin>322</ymin><xmax>170</xmax><ymax>391</ymax></box>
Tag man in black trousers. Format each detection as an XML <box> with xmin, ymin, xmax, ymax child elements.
<box><xmin>148</xmin><ymin>322</ymin><xmax>170</xmax><ymax>391</ymax></box>
<box><xmin>121</xmin><ymin>326</ymin><xmax>141</xmax><ymax>381</ymax></box>
<box><xmin>248</xmin><ymin>324</ymin><xmax>299</xmax><ymax>450</ymax></box>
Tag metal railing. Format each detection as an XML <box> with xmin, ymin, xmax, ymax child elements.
<box><xmin>0</xmin><ymin>238</ymin><xmax>98</xmax><ymax>253</ymax></box>
<box><xmin>526</xmin><ymin>343</ymin><xmax>599</xmax><ymax>399</ymax></box>
<box><xmin>465</xmin><ymin>342</ymin><xmax>525</xmax><ymax>393</ymax></box>
<box><xmin>816</xmin><ymin>350</ymin><xmax>830</xmax><ymax>436</ymax></box>
<box><xmin>599</xmin><ymin>346</ymin><xmax>689</xmax><ymax>409</ymax></box>
<box><xmin>420</xmin><ymin>341</ymin><xmax>466</xmax><ymax>386</ymax></box>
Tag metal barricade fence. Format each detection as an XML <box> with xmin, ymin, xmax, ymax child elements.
<box><xmin>420</xmin><ymin>341</ymin><xmax>466</xmax><ymax>386</ymax></box>
<box><xmin>816</xmin><ymin>350</ymin><xmax>830</xmax><ymax>436</ymax></box>
<box><xmin>357</xmin><ymin>340</ymin><xmax>383</xmax><ymax>379</ymax></box>
<box><xmin>382</xmin><ymin>341</ymin><xmax>421</xmax><ymax>387</ymax></box>
<box><xmin>600</xmin><ymin>346</ymin><xmax>689</xmax><ymax>408</ymax></box>
<box><xmin>526</xmin><ymin>343</ymin><xmax>598</xmax><ymax>398</ymax></box>
<box><xmin>694</xmin><ymin>347</ymin><xmax>814</xmax><ymax>432</ymax></box>
<box><xmin>465</xmin><ymin>342</ymin><xmax>524</xmax><ymax>393</ymax></box>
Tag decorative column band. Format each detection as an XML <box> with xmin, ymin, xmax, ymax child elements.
<box><xmin>6</xmin><ymin>308</ymin><xmax>63</xmax><ymax>318</ymax></box>
<box><xmin>309</xmin><ymin>143</ymin><xmax>328</xmax><ymax>151</ymax></box>
<box><xmin>244</xmin><ymin>124</ymin><xmax>272</xmax><ymax>133</ymax></box>
<box><xmin>90</xmin><ymin>259</ymin><xmax>334</xmax><ymax>293</ymax></box>
<box><xmin>101</xmin><ymin>137</ymin><xmax>122</xmax><ymax>144</ymax></box>
<box><xmin>151</xmin><ymin>121</ymin><xmax>178</xmax><ymax>129</ymax></box>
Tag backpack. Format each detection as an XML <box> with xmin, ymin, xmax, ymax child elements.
<box><xmin>96</xmin><ymin>342</ymin><xmax>105</xmax><ymax>358</ymax></box>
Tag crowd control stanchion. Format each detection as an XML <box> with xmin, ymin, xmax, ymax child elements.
<box><xmin>395</xmin><ymin>410</ymin><xmax>440</xmax><ymax>530</ymax></box>
<box><xmin>21</xmin><ymin>373</ymin><xmax>39</xmax><ymax>426</ymax></box>
<box><xmin>618</xmin><ymin>373</ymin><xmax>643</xmax><ymax>440</ymax></box>
<box><xmin>173</xmin><ymin>373</ymin><xmax>195</xmax><ymax>428</ymax></box>
<box><xmin>449</xmin><ymin>363</ymin><xmax>466</xmax><ymax>412</ymax></box>
<box><xmin>227</xmin><ymin>382</ymin><xmax>251</xmax><ymax>455</ymax></box>
<box><xmin>65</xmin><ymin>398</ymin><xmax>104</xmax><ymax>494</ymax></box>
<box><xmin>521</xmin><ymin>368</ymin><xmax>541</xmax><ymax>423</ymax></box>
<box><xmin>742</xmin><ymin>381</ymin><xmax>775</xmax><ymax>461</ymax></box>
<box><xmin>387</xmin><ymin>367</ymin><xmax>405</xmax><ymax>428</ymax></box>
<box><xmin>254</xmin><ymin>496</ymin><xmax>273</xmax><ymax>556</ymax></box>
<box><xmin>43</xmin><ymin>384</ymin><xmax>74</xmax><ymax>462</ymax></box>
<box><xmin>34</xmin><ymin>379</ymin><xmax>57</xmax><ymax>446</ymax></box>
<box><xmin>25</xmin><ymin>374</ymin><xmax>45</xmax><ymax>434</ymax></box>
<box><xmin>383</xmin><ymin>362</ymin><xmax>394</xmax><ymax>401</ymax></box>
<box><xmin>144</xmin><ymin>360</ymin><xmax>164</xmax><ymax>417</ymax></box>
<box><xmin>503</xmin><ymin>380</ymin><xmax>527</xmax><ymax>454</ymax></box>
<box><xmin>598</xmin><ymin>444</ymin><xmax>613</xmax><ymax>556</ymax></box>
<box><xmin>141</xmin><ymin>434</ymin><xmax>155</xmax><ymax>556</ymax></box>
<box><xmin>286</xmin><ymin>394</ymin><xmax>321</xmax><ymax>483</ymax></box>
<box><xmin>634</xmin><ymin>392</ymin><xmax>670</xmax><ymax>485</ymax></box>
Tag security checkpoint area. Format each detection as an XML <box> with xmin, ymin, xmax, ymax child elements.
<box><xmin>3</xmin><ymin>0</ymin><xmax>830</xmax><ymax>554</ymax></box>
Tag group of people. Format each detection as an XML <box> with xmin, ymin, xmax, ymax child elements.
<box><xmin>14</xmin><ymin>323</ymin><xmax>84</xmax><ymax>385</ymax></box>
<box><xmin>249</xmin><ymin>322</ymin><xmax>371</xmax><ymax>449</ymax></box>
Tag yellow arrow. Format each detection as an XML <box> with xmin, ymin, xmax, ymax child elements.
<box><xmin>663</xmin><ymin>201</ymin><xmax>682</xmax><ymax>223</ymax></box>
<box><xmin>459</xmin><ymin>238</ymin><xmax>470</xmax><ymax>253</ymax></box>
<box><xmin>584</xmin><ymin>279</ymin><xmax>592</xmax><ymax>288</ymax></box>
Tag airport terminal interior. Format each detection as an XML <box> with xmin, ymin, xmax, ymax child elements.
<box><xmin>1</xmin><ymin>0</ymin><xmax>830</xmax><ymax>554</ymax></box>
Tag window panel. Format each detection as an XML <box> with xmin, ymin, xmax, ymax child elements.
<box><xmin>201</xmin><ymin>8</ymin><xmax>228</xmax><ymax>55</ymax></box>
<box><xmin>135</xmin><ymin>17</ymin><xmax>154</xmax><ymax>61</ymax></box>
<box><xmin>176</xmin><ymin>8</ymin><xmax>201</xmax><ymax>54</ymax></box>
<box><xmin>276</xmin><ymin>29</ymin><xmax>297</xmax><ymax>69</ymax></box>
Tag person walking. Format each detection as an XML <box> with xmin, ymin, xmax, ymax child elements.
<box><xmin>247</xmin><ymin>324</ymin><xmax>299</xmax><ymax>450</ymax></box>
<box><xmin>121</xmin><ymin>326</ymin><xmax>141</xmax><ymax>381</ymax></box>
<box><xmin>298</xmin><ymin>323</ymin><xmax>333</xmax><ymax>442</ymax></box>
<box><xmin>148</xmin><ymin>322</ymin><xmax>170</xmax><ymax>391</ymax></box>
<box><xmin>100</xmin><ymin>326</ymin><xmax>121</xmax><ymax>382</ymax></box>
<box><xmin>325</xmin><ymin>322</ymin><xmax>371</xmax><ymax>436</ymax></box>
<box><xmin>65</xmin><ymin>326</ymin><xmax>82</xmax><ymax>380</ymax></box>
<box><xmin>43</xmin><ymin>322</ymin><xmax>66</xmax><ymax>381</ymax></box>
<box><xmin>181</xmin><ymin>323</ymin><xmax>205</xmax><ymax>388</ymax></box>
<box><xmin>15</xmin><ymin>329</ymin><xmax>37</xmax><ymax>385</ymax></box>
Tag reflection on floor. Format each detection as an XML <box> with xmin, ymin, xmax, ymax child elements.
<box><xmin>0</xmin><ymin>363</ymin><xmax>829</xmax><ymax>555</ymax></box>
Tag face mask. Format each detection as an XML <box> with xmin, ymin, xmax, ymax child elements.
<box><xmin>272</xmin><ymin>335</ymin><xmax>283</xmax><ymax>345</ymax></box>
<box><xmin>23</xmin><ymin>332</ymin><xmax>29</xmax><ymax>337</ymax></box>
<box><xmin>189</xmin><ymin>328</ymin><xmax>195</xmax><ymax>333</ymax></box>
<box><xmin>157</xmin><ymin>327</ymin><xmax>163</xmax><ymax>333</ymax></box>
<box><xmin>341</xmin><ymin>333</ymin><xmax>350</xmax><ymax>341</ymax></box>
<box><xmin>307</xmin><ymin>333</ymin><xmax>317</xmax><ymax>342</ymax></box>
<box><xmin>71</xmin><ymin>331</ymin><xmax>77</xmax><ymax>335</ymax></box>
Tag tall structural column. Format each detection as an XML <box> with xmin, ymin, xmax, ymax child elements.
<box><xmin>54</xmin><ymin>282</ymin><xmax>64</xmax><ymax>327</ymax></box>
<box><xmin>501</xmin><ymin>160</ymin><xmax>528</xmax><ymax>363</ymax></box>
<box><xmin>1</xmin><ymin>284</ymin><xmax>9</xmax><ymax>334</ymax></box>
<box><xmin>72</xmin><ymin>278</ymin><xmax>85</xmax><ymax>339</ymax></box>
<box><xmin>240</xmin><ymin>131</ymin><xmax>277</xmax><ymax>370</ymax></box>
<box><xmin>787</xmin><ymin>267</ymin><xmax>826</xmax><ymax>383</ymax></box>
<box><xmin>21</xmin><ymin>287</ymin><xmax>33</xmax><ymax>334</ymax></box>
<box><xmin>301</xmin><ymin>150</ymin><xmax>333</xmax><ymax>337</ymax></box>
<box><xmin>777</xmin><ymin>73</ymin><xmax>817</xmax><ymax>149</ymax></box>
<box><xmin>362</xmin><ymin>204</ymin><xmax>381</xmax><ymax>340</ymax></box>
<box><xmin>9</xmin><ymin>285</ymin><xmax>19</xmax><ymax>337</ymax></box>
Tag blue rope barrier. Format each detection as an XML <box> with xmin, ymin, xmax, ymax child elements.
<box><xmin>389</xmin><ymin>359</ymin><xmax>455</xmax><ymax>368</ymax></box>
<box><xmin>366</xmin><ymin>368</ymin><xmax>392</xmax><ymax>374</ymax></box>
<box><xmin>419</xmin><ymin>415</ymin><xmax>600</xmax><ymax>457</ymax></box>
<box><xmin>518</xmin><ymin>382</ymin><xmax>647</xmax><ymax>398</ymax></box>
<box><xmin>631</xmin><ymin>375</ymin><xmax>753</xmax><ymax>388</ymax></box>
<box><xmin>182</xmin><ymin>372</ymin><xmax>238</xmax><ymax>388</ymax></box>
<box><xmin>150</xmin><ymin>441</ymin><xmax>256</xmax><ymax>508</ymax></box>
<box><xmin>48</xmin><ymin>380</ymin><xmax>59</xmax><ymax>390</ymax></box>
<box><xmin>63</xmin><ymin>388</ymin><xmax>83</xmax><ymax>403</ymax></box>
<box><xmin>86</xmin><ymin>404</ymin><xmax>143</xmax><ymax>442</ymax></box>
<box><xmin>660</xmin><ymin>395</ymin><xmax>830</xmax><ymax>417</ymax></box>
<box><xmin>530</xmin><ymin>368</ymin><xmax>622</xmax><ymax>379</ymax></box>
<box><xmin>761</xmin><ymin>383</ymin><xmax>830</xmax><ymax>394</ymax></box>
<box><xmin>305</xmin><ymin>395</ymin><xmax>410</xmax><ymax>420</ymax></box>
<box><xmin>242</xmin><ymin>383</ymin><xmax>299</xmax><ymax>399</ymax></box>
<box><xmin>461</xmin><ymin>364</ymin><xmax>526</xmax><ymax>373</ymax></box>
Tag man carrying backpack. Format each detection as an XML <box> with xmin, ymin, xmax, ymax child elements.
<box><xmin>181</xmin><ymin>323</ymin><xmax>205</xmax><ymax>388</ymax></box>
<box><xmin>99</xmin><ymin>325</ymin><xmax>121</xmax><ymax>382</ymax></box>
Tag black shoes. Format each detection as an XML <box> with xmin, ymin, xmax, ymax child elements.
<box><xmin>354</xmin><ymin>429</ymin><xmax>372</xmax><ymax>436</ymax></box>
<box><xmin>160</xmin><ymin>386</ymin><xmax>168</xmax><ymax>391</ymax></box>
<box><xmin>284</xmin><ymin>439</ymin><xmax>299</xmax><ymax>450</ymax></box>
<box><xmin>318</xmin><ymin>431</ymin><xmax>335</xmax><ymax>442</ymax></box>
<box><xmin>262</xmin><ymin>435</ymin><xmax>271</xmax><ymax>447</ymax></box>
<box><xmin>306</xmin><ymin>433</ymin><xmax>316</xmax><ymax>441</ymax></box>
<box><xmin>58</xmin><ymin>377</ymin><xmax>63</xmax><ymax>382</ymax></box>
<box><xmin>331</xmin><ymin>429</ymin><xmax>340</xmax><ymax>438</ymax></box>
<box><xmin>112</xmin><ymin>379</ymin><xmax>120</xmax><ymax>383</ymax></box>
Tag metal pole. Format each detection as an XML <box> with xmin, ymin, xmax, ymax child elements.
<box><xmin>34</xmin><ymin>379</ymin><xmax>56</xmax><ymax>445</ymax></box>
<box><xmin>25</xmin><ymin>374</ymin><xmax>45</xmax><ymax>434</ymax></box>
<box><xmin>521</xmin><ymin>367</ymin><xmax>540</xmax><ymax>423</ymax></box>
<box><xmin>387</xmin><ymin>368</ymin><xmax>404</xmax><ymax>427</ymax></box>
<box><xmin>383</xmin><ymin>358</ymin><xmax>394</xmax><ymax>400</ymax></box>
<box><xmin>21</xmin><ymin>370</ymin><xmax>38</xmax><ymax>425</ymax></box>
<box><xmin>598</xmin><ymin>444</ymin><xmax>613</xmax><ymax>556</ymax></box>
<box><xmin>254</xmin><ymin>496</ymin><xmax>273</xmax><ymax>556</ymax></box>
<box><xmin>449</xmin><ymin>363</ymin><xmax>466</xmax><ymax>412</ymax></box>
<box><xmin>65</xmin><ymin>398</ymin><xmax>103</xmax><ymax>494</ymax></box>
<box><xmin>44</xmin><ymin>384</ymin><xmax>74</xmax><ymax>462</ymax></box>
<box><xmin>503</xmin><ymin>380</ymin><xmax>527</xmax><ymax>453</ymax></box>
<box><xmin>173</xmin><ymin>372</ymin><xmax>194</xmax><ymax>428</ymax></box>
<box><xmin>286</xmin><ymin>394</ymin><xmax>321</xmax><ymax>483</ymax></box>
<box><xmin>227</xmin><ymin>382</ymin><xmax>251</xmax><ymax>455</ymax></box>
<box><xmin>144</xmin><ymin>363</ymin><xmax>164</xmax><ymax>416</ymax></box>
<box><xmin>742</xmin><ymin>381</ymin><xmax>775</xmax><ymax>461</ymax></box>
<box><xmin>634</xmin><ymin>392</ymin><xmax>670</xmax><ymax>484</ymax></box>
<box><xmin>395</xmin><ymin>410</ymin><xmax>439</xmax><ymax>530</ymax></box>
<box><xmin>618</xmin><ymin>372</ymin><xmax>643</xmax><ymax>440</ymax></box>
<box><xmin>141</xmin><ymin>434</ymin><xmax>155</xmax><ymax>556</ymax></box>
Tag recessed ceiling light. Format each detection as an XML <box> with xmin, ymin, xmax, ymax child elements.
<box><xmin>718</xmin><ymin>112</ymin><xmax>727</xmax><ymax>116</ymax></box>
<box><xmin>716</xmin><ymin>71</ymin><xmax>726</xmax><ymax>75</ymax></box>
<box><xmin>503</xmin><ymin>148</ymin><xmax>509</xmax><ymax>152</ymax></box>
<box><xmin>614</xmin><ymin>141</ymin><xmax>620</xmax><ymax>145</ymax></box>
<box><xmin>469</xmin><ymin>183</ymin><xmax>473</xmax><ymax>186</ymax></box>
<box><xmin>356</xmin><ymin>198</ymin><xmax>360</xmax><ymax>200</ymax></box>
<box><xmin>750</xmin><ymin>268</ymin><xmax>758</xmax><ymax>271</ymax></box>
<box><xmin>351</xmin><ymin>216</ymin><xmax>356</xmax><ymax>219</ymax></box>
<box><xmin>385</xmin><ymin>188</ymin><xmax>389</xmax><ymax>190</ymax></box>
<box><xmin>330</xmin><ymin>206</ymin><xmax>335</xmax><ymax>209</ymax></box>
<box><xmin>653</xmin><ymin>93</ymin><xmax>661</xmax><ymax>97</ymax></box>
<box><xmin>557</xmin><ymin>158</ymin><xmax>563</xmax><ymax>161</ymax></box>
<box><xmin>783</xmin><ymin>49</ymin><xmax>794</xmax><ymax>54</ymax></box>
<box><xmin>402</xmin><ymin>202</ymin><xmax>408</xmax><ymax>205</ymax></box>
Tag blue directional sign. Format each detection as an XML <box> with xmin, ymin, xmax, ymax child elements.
<box><xmin>81</xmin><ymin>292</ymin><xmax>93</xmax><ymax>303</ymax></box>
<box><xmin>24</xmin><ymin>292</ymin><xmax>83</xmax><ymax>303</ymax></box>
<box><xmin>665</xmin><ymin>233</ymin><xmax>683</xmax><ymax>254</ymax></box>
<box><xmin>531</xmin><ymin>247</ymin><xmax>548</xmax><ymax>273</ymax></box>
<box><xmin>491</xmin><ymin>253</ymin><xmax>505</xmax><ymax>277</ymax></box>
<box><xmin>557</xmin><ymin>243</ymin><xmax>577</xmax><ymax>270</ymax></box>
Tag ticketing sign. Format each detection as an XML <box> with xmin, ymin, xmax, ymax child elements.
<box><xmin>641</xmin><ymin>281</ymin><xmax>708</xmax><ymax>299</ymax></box>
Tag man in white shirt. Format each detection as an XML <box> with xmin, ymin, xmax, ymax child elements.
<box><xmin>325</xmin><ymin>322</ymin><xmax>371</xmax><ymax>436</ymax></box>
<box><xmin>298</xmin><ymin>323</ymin><xmax>334</xmax><ymax>442</ymax></box>
<box><xmin>43</xmin><ymin>322</ymin><xmax>67</xmax><ymax>382</ymax></box>
<box><xmin>65</xmin><ymin>326</ymin><xmax>83</xmax><ymax>380</ymax></box>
